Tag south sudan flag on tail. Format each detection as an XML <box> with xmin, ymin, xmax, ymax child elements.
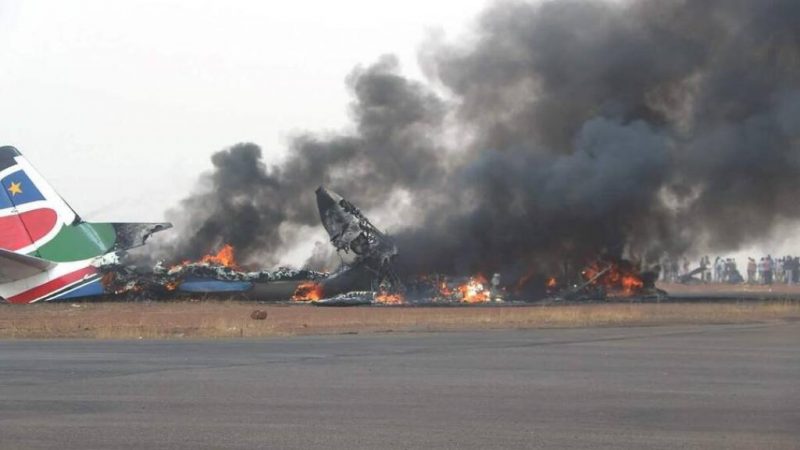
<box><xmin>0</xmin><ymin>153</ymin><xmax>58</xmax><ymax>252</ymax></box>
<box><xmin>0</xmin><ymin>169</ymin><xmax>46</xmax><ymax>207</ymax></box>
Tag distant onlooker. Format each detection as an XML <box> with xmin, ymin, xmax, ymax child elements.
<box><xmin>714</xmin><ymin>257</ymin><xmax>724</xmax><ymax>282</ymax></box>
<box><xmin>747</xmin><ymin>257</ymin><xmax>756</xmax><ymax>284</ymax></box>
<box><xmin>702</xmin><ymin>256</ymin><xmax>712</xmax><ymax>282</ymax></box>
<box><xmin>764</xmin><ymin>255</ymin><xmax>774</xmax><ymax>285</ymax></box>
<box><xmin>785</xmin><ymin>256</ymin><xmax>799</xmax><ymax>285</ymax></box>
<box><xmin>728</xmin><ymin>259</ymin><xmax>744</xmax><ymax>284</ymax></box>
<box><xmin>728</xmin><ymin>258</ymin><xmax>738</xmax><ymax>283</ymax></box>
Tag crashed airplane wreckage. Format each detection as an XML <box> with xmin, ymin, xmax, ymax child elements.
<box><xmin>0</xmin><ymin>144</ymin><xmax>668</xmax><ymax>305</ymax></box>
<box><xmin>542</xmin><ymin>258</ymin><xmax>667</xmax><ymax>302</ymax></box>
<box><xmin>20</xmin><ymin>170</ymin><xmax>669</xmax><ymax>305</ymax></box>
<box><xmin>94</xmin><ymin>186</ymin><xmax>407</xmax><ymax>304</ymax></box>
<box><xmin>96</xmin><ymin>186</ymin><xmax>535</xmax><ymax>305</ymax></box>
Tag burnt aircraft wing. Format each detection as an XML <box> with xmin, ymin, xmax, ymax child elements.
<box><xmin>109</xmin><ymin>222</ymin><xmax>172</xmax><ymax>252</ymax></box>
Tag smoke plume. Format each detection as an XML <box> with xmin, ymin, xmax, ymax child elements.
<box><xmin>160</xmin><ymin>0</ymin><xmax>800</xmax><ymax>279</ymax></box>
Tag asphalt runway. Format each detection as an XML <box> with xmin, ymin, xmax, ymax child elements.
<box><xmin>0</xmin><ymin>323</ymin><xmax>798</xmax><ymax>450</ymax></box>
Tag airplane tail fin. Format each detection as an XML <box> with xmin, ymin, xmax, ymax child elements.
<box><xmin>0</xmin><ymin>146</ymin><xmax>170</xmax><ymax>261</ymax></box>
<box><xmin>0</xmin><ymin>146</ymin><xmax>81</xmax><ymax>255</ymax></box>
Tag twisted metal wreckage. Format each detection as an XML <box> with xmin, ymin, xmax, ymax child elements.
<box><xmin>97</xmin><ymin>187</ymin><xmax>409</xmax><ymax>305</ymax></box>
<box><xmin>99</xmin><ymin>186</ymin><xmax>666</xmax><ymax>305</ymax></box>
<box><xmin>0</xmin><ymin>146</ymin><xmax>663</xmax><ymax>304</ymax></box>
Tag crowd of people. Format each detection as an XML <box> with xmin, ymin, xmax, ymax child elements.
<box><xmin>660</xmin><ymin>255</ymin><xmax>800</xmax><ymax>285</ymax></box>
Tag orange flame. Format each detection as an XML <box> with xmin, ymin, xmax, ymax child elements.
<box><xmin>620</xmin><ymin>275</ymin><xmax>644</xmax><ymax>293</ymax></box>
<box><xmin>375</xmin><ymin>292</ymin><xmax>404</xmax><ymax>305</ymax></box>
<box><xmin>438</xmin><ymin>281</ymin><xmax>453</xmax><ymax>297</ymax></box>
<box><xmin>434</xmin><ymin>274</ymin><xmax>492</xmax><ymax>303</ymax></box>
<box><xmin>546</xmin><ymin>277</ymin><xmax>558</xmax><ymax>289</ymax></box>
<box><xmin>292</xmin><ymin>282</ymin><xmax>324</xmax><ymax>302</ymax></box>
<box><xmin>169</xmin><ymin>244</ymin><xmax>240</xmax><ymax>271</ymax></box>
<box><xmin>200</xmin><ymin>244</ymin><xmax>238</xmax><ymax>268</ymax></box>
<box><xmin>457</xmin><ymin>274</ymin><xmax>490</xmax><ymax>303</ymax></box>
<box><xmin>582</xmin><ymin>261</ymin><xmax>644</xmax><ymax>296</ymax></box>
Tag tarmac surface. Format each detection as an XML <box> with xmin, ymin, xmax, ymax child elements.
<box><xmin>0</xmin><ymin>323</ymin><xmax>798</xmax><ymax>449</ymax></box>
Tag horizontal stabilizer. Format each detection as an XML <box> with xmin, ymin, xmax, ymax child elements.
<box><xmin>0</xmin><ymin>248</ymin><xmax>55</xmax><ymax>283</ymax></box>
<box><xmin>109</xmin><ymin>222</ymin><xmax>172</xmax><ymax>252</ymax></box>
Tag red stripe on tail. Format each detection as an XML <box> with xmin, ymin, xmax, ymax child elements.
<box><xmin>7</xmin><ymin>266</ymin><xmax>97</xmax><ymax>304</ymax></box>
<box><xmin>0</xmin><ymin>208</ymin><xmax>57</xmax><ymax>251</ymax></box>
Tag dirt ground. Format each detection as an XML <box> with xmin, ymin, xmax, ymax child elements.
<box><xmin>1</xmin><ymin>299</ymin><xmax>798</xmax><ymax>339</ymax></box>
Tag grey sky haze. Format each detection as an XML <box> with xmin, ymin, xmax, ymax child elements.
<box><xmin>0</xmin><ymin>0</ymin><xmax>487</xmax><ymax>221</ymax></box>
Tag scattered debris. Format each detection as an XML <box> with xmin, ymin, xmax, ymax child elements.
<box><xmin>549</xmin><ymin>257</ymin><xmax>667</xmax><ymax>302</ymax></box>
<box><xmin>678</xmin><ymin>266</ymin><xmax>707</xmax><ymax>284</ymax></box>
<box><xmin>250</xmin><ymin>310</ymin><xmax>268</xmax><ymax>320</ymax></box>
<box><xmin>313</xmin><ymin>291</ymin><xmax>374</xmax><ymax>307</ymax></box>
<box><xmin>93</xmin><ymin>187</ymin><xmax>670</xmax><ymax>305</ymax></box>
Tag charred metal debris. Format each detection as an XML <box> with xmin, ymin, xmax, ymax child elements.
<box><xmin>97</xmin><ymin>187</ymin><xmax>667</xmax><ymax>304</ymax></box>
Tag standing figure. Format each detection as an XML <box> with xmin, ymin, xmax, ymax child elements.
<box><xmin>714</xmin><ymin>257</ymin><xmax>724</xmax><ymax>282</ymax></box>
<box><xmin>764</xmin><ymin>255</ymin><xmax>774</xmax><ymax>285</ymax></box>
<box><xmin>747</xmin><ymin>257</ymin><xmax>756</xmax><ymax>284</ymax></box>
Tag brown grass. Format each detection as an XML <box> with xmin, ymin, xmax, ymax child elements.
<box><xmin>1</xmin><ymin>300</ymin><xmax>798</xmax><ymax>339</ymax></box>
<box><xmin>0</xmin><ymin>300</ymin><xmax>798</xmax><ymax>339</ymax></box>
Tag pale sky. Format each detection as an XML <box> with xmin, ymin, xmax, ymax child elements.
<box><xmin>0</xmin><ymin>0</ymin><xmax>489</xmax><ymax>221</ymax></box>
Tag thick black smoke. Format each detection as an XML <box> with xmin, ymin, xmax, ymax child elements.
<box><xmin>162</xmin><ymin>0</ymin><xmax>800</xmax><ymax>279</ymax></box>
<box><xmin>160</xmin><ymin>55</ymin><xmax>446</xmax><ymax>265</ymax></box>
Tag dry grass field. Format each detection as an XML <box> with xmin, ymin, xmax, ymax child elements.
<box><xmin>0</xmin><ymin>300</ymin><xmax>798</xmax><ymax>339</ymax></box>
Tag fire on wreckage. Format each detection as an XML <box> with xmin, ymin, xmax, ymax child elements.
<box><xmin>542</xmin><ymin>258</ymin><xmax>666</xmax><ymax>302</ymax></box>
<box><xmin>98</xmin><ymin>187</ymin><xmax>666</xmax><ymax>305</ymax></box>
<box><xmin>98</xmin><ymin>187</ymin><xmax>405</xmax><ymax>303</ymax></box>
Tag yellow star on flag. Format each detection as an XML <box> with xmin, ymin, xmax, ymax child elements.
<box><xmin>7</xmin><ymin>181</ymin><xmax>22</xmax><ymax>196</ymax></box>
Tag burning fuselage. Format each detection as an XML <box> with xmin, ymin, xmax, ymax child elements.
<box><xmin>94</xmin><ymin>184</ymin><xmax>668</xmax><ymax>305</ymax></box>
